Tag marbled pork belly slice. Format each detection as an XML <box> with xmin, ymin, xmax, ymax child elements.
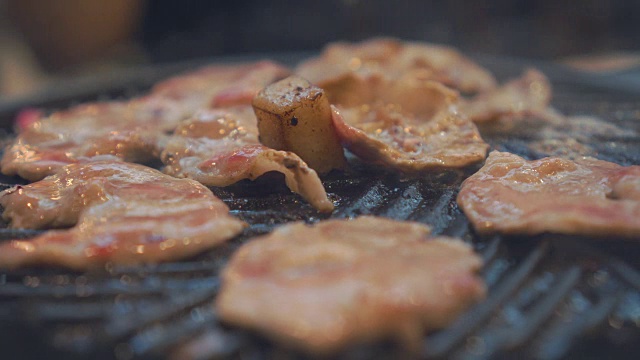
<box><xmin>217</xmin><ymin>216</ymin><xmax>485</xmax><ymax>354</ymax></box>
<box><xmin>331</xmin><ymin>77</ymin><xmax>488</xmax><ymax>172</ymax></box>
<box><xmin>0</xmin><ymin>161</ymin><xmax>246</xmax><ymax>270</ymax></box>
<box><xmin>161</xmin><ymin>107</ymin><xmax>333</xmax><ymax>212</ymax></box>
<box><xmin>296</xmin><ymin>37</ymin><xmax>496</xmax><ymax>104</ymax></box>
<box><xmin>457</xmin><ymin>151</ymin><xmax>640</xmax><ymax>237</ymax></box>
<box><xmin>1</xmin><ymin>61</ymin><xmax>289</xmax><ymax>181</ymax></box>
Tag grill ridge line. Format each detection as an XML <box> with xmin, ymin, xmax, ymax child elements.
<box><xmin>104</xmin><ymin>285</ymin><xmax>218</xmax><ymax>339</ymax></box>
<box><xmin>422</xmin><ymin>241</ymin><xmax>549</xmax><ymax>358</ymax></box>
<box><xmin>453</xmin><ymin>266</ymin><xmax>582</xmax><ymax>360</ymax></box>
<box><xmin>532</xmin><ymin>291</ymin><xmax>623</xmax><ymax>360</ymax></box>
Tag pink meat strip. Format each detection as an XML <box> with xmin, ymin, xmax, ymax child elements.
<box><xmin>161</xmin><ymin>106</ymin><xmax>334</xmax><ymax>212</ymax></box>
<box><xmin>0</xmin><ymin>161</ymin><xmax>246</xmax><ymax>270</ymax></box>
<box><xmin>458</xmin><ymin>151</ymin><xmax>640</xmax><ymax>237</ymax></box>
<box><xmin>1</xmin><ymin>61</ymin><xmax>289</xmax><ymax>181</ymax></box>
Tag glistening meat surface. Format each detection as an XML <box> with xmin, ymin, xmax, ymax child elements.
<box><xmin>161</xmin><ymin>106</ymin><xmax>334</xmax><ymax>212</ymax></box>
<box><xmin>460</xmin><ymin>69</ymin><xmax>553</xmax><ymax>123</ymax></box>
<box><xmin>296</xmin><ymin>37</ymin><xmax>496</xmax><ymax>98</ymax></box>
<box><xmin>331</xmin><ymin>79</ymin><xmax>489</xmax><ymax>172</ymax></box>
<box><xmin>216</xmin><ymin>216</ymin><xmax>485</xmax><ymax>354</ymax></box>
<box><xmin>0</xmin><ymin>161</ymin><xmax>246</xmax><ymax>270</ymax></box>
<box><xmin>1</xmin><ymin>61</ymin><xmax>289</xmax><ymax>181</ymax></box>
<box><xmin>457</xmin><ymin>151</ymin><xmax>640</xmax><ymax>237</ymax></box>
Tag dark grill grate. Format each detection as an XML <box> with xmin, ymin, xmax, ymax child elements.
<box><xmin>0</xmin><ymin>55</ymin><xmax>639</xmax><ymax>359</ymax></box>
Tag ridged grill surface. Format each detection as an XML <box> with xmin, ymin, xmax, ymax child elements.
<box><xmin>0</xmin><ymin>55</ymin><xmax>639</xmax><ymax>360</ymax></box>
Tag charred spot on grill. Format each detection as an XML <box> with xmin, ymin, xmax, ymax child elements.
<box><xmin>290</xmin><ymin>116</ymin><xmax>298</xmax><ymax>126</ymax></box>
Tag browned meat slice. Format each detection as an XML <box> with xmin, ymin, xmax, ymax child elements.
<box><xmin>1</xmin><ymin>61</ymin><xmax>289</xmax><ymax>181</ymax></box>
<box><xmin>457</xmin><ymin>151</ymin><xmax>640</xmax><ymax>237</ymax></box>
<box><xmin>161</xmin><ymin>106</ymin><xmax>334</xmax><ymax>212</ymax></box>
<box><xmin>331</xmin><ymin>79</ymin><xmax>489</xmax><ymax>172</ymax></box>
<box><xmin>252</xmin><ymin>75</ymin><xmax>347</xmax><ymax>174</ymax></box>
<box><xmin>216</xmin><ymin>216</ymin><xmax>485</xmax><ymax>354</ymax></box>
<box><xmin>0</xmin><ymin>161</ymin><xmax>246</xmax><ymax>270</ymax></box>
<box><xmin>296</xmin><ymin>38</ymin><xmax>497</xmax><ymax>104</ymax></box>
<box><xmin>461</xmin><ymin>69</ymin><xmax>552</xmax><ymax>123</ymax></box>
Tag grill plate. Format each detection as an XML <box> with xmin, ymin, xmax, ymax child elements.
<box><xmin>0</xmin><ymin>54</ymin><xmax>639</xmax><ymax>359</ymax></box>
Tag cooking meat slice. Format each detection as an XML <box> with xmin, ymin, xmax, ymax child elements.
<box><xmin>460</xmin><ymin>69</ymin><xmax>552</xmax><ymax>123</ymax></box>
<box><xmin>397</xmin><ymin>42</ymin><xmax>497</xmax><ymax>93</ymax></box>
<box><xmin>161</xmin><ymin>106</ymin><xmax>334</xmax><ymax>212</ymax></box>
<box><xmin>296</xmin><ymin>38</ymin><xmax>496</xmax><ymax>104</ymax></box>
<box><xmin>331</xmin><ymin>78</ymin><xmax>489</xmax><ymax>172</ymax></box>
<box><xmin>152</xmin><ymin>60</ymin><xmax>289</xmax><ymax>108</ymax></box>
<box><xmin>0</xmin><ymin>161</ymin><xmax>246</xmax><ymax>270</ymax></box>
<box><xmin>1</xmin><ymin>61</ymin><xmax>289</xmax><ymax>181</ymax></box>
<box><xmin>458</xmin><ymin>151</ymin><xmax>640</xmax><ymax>237</ymax></box>
<box><xmin>216</xmin><ymin>216</ymin><xmax>485</xmax><ymax>354</ymax></box>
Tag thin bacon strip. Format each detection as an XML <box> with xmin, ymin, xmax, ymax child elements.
<box><xmin>458</xmin><ymin>151</ymin><xmax>640</xmax><ymax>237</ymax></box>
<box><xmin>161</xmin><ymin>107</ymin><xmax>334</xmax><ymax>212</ymax></box>
<box><xmin>0</xmin><ymin>161</ymin><xmax>246</xmax><ymax>270</ymax></box>
<box><xmin>217</xmin><ymin>216</ymin><xmax>485</xmax><ymax>354</ymax></box>
<box><xmin>1</xmin><ymin>61</ymin><xmax>289</xmax><ymax>181</ymax></box>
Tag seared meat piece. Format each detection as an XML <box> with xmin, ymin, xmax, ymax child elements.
<box><xmin>252</xmin><ymin>75</ymin><xmax>347</xmax><ymax>174</ymax></box>
<box><xmin>458</xmin><ymin>151</ymin><xmax>640</xmax><ymax>237</ymax></box>
<box><xmin>216</xmin><ymin>216</ymin><xmax>485</xmax><ymax>354</ymax></box>
<box><xmin>297</xmin><ymin>42</ymin><xmax>489</xmax><ymax>173</ymax></box>
<box><xmin>161</xmin><ymin>107</ymin><xmax>334</xmax><ymax>212</ymax></box>
<box><xmin>296</xmin><ymin>38</ymin><xmax>496</xmax><ymax>99</ymax></box>
<box><xmin>1</xmin><ymin>61</ymin><xmax>289</xmax><ymax>181</ymax></box>
<box><xmin>461</xmin><ymin>69</ymin><xmax>552</xmax><ymax>123</ymax></box>
<box><xmin>0</xmin><ymin>161</ymin><xmax>246</xmax><ymax>270</ymax></box>
<box><xmin>331</xmin><ymin>79</ymin><xmax>488</xmax><ymax>172</ymax></box>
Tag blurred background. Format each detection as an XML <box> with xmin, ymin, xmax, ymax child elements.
<box><xmin>1</xmin><ymin>0</ymin><xmax>639</xmax><ymax>100</ymax></box>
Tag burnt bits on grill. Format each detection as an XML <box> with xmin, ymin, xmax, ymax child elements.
<box><xmin>216</xmin><ymin>216</ymin><xmax>485</xmax><ymax>355</ymax></box>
